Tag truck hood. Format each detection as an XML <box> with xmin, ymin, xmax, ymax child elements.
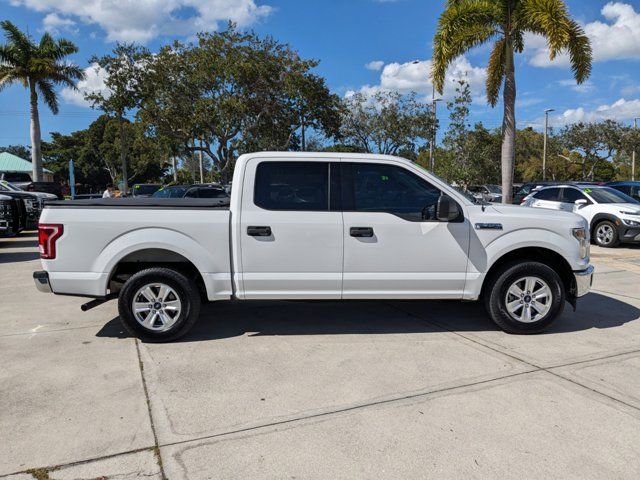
<box><xmin>488</xmin><ymin>203</ymin><xmax>584</xmax><ymax>222</ymax></box>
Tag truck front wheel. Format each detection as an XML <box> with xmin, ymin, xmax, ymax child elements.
<box><xmin>484</xmin><ymin>261</ymin><xmax>565</xmax><ymax>334</ymax></box>
<box><xmin>118</xmin><ymin>267</ymin><xmax>201</xmax><ymax>342</ymax></box>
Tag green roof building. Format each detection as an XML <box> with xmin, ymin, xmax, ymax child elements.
<box><xmin>0</xmin><ymin>152</ymin><xmax>53</xmax><ymax>182</ymax></box>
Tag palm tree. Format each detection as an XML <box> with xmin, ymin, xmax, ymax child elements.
<box><xmin>0</xmin><ymin>21</ymin><xmax>84</xmax><ymax>181</ymax></box>
<box><xmin>432</xmin><ymin>0</ymin><xmax>592</xmax><ymax>203</ymax></box>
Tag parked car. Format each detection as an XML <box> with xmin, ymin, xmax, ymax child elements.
<box><xmin>33</xmin><ymin>152</ymin><xmax>593</xmax><ymax>341</ymax></box>
<box><xmin>0</xmin><ymin>193</ymin><xmax>26</xmax><ymax>237</ymax></box>
<box><xmin>0</xmin><ymin>174</ymin><xmax>64</xmax><ymax>200</ymax></box>
<box><xmin>184</xmin><ymin>184</ymin><xmax>230</xmax><ymax>204</ymax></box>
<box><xmin>0</xmin><ymin>185</ymin><xmax>44</xmax><ymax>229</ymax></box>
<box><xmin>468</xmin><ymin>184</ymin><xmax>502</xmax><ymax>203</ymax></box>
<box><xmin>151</xmin><ymin>185</ymin><xmax>189</xmax><ymax>198</ymax></box>
<box><xmin>512</xmin><ymin>181</ymin><xmax>597</xmax><ymax>205</ymax></box>
<box><xmin>606</xmin><ymin>181</ymin><xmax>640</xmax><ymax>202</ymax></box>
<box><xmin>131</xmin><ymin>183</ymin><xmax>162</xmax><ymax>198</ymax></box>
<box><xmin>522</xmin><ymin>184</ymin><xmax>640</xmax><ymax>247</ymax></box>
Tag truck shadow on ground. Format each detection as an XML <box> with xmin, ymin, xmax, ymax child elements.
<box><xmin>0</xmin><ymin>250</ymin><xmax>40</xmax><ymax>263</ymax></box>
<box><xmin>96</xmin><ymin>292</ymin><xmax>639</xmax><ymax>342</ymax></box>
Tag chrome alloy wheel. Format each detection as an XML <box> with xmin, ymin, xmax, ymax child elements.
<box><xmin>504</xmin><ymin>276</ymin><xmax>552</xmax><ymax>323</ymax></box>
<box><xmin>596</xmin><ymin>224</ymin><xmax>614</xmax><ymax>245</ymax></box>
<box><xmin>132</xmin><ymin>283</ymin><xmax>182</xmax><ymax>332</ymax></box>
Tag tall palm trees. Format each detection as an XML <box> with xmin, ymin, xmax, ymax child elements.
<box><xmin>0</xmin><ymin>21</ymin><xmax>84</xmax><ymax>181</ymax></box>
<box><xmin>432</xmin><ymin>0</ymin><xmax>592</xmax><ymax>203</ymax></box>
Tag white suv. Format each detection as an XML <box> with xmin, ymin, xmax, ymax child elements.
<box><xmin>523</xmin><ymin>184</ymin><xmax>640</xmax><ymax>247</ymax></box>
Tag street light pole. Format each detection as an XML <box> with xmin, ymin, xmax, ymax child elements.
<box><xmin>633</xmin><ymin>117</ymin><xmax>639</xmax><ymax>182</ymax></box>
<box><xmin>543</xmin><ymin>108</ymin><xmax>555</xmax><ymax>181</ymax></box>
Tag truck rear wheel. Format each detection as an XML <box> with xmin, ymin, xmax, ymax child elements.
<box><xmin>484</xmin><ymin>261</ymin><xmax>564</xmax><ymax>334</ymax></box>
<box><xmin>118</xmin><ymin>267</ymin><xmax>201</xmax><ymax>342</ymax></box>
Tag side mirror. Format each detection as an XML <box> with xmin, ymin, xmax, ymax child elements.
<box><xmin>574</xmin><ymin>199</ymin><xmax>587</xmax><ymax>209</ymax></box>
<box><xmin>436</xmin><ymin>194</ymin><xmax>461</xmax><ymax>222</ymax></box>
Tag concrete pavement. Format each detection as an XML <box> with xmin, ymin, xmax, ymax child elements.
<box><xmin>1</xmin><ymin>236</ymin><xmax>639</xmax><ymax>479</ymax></box>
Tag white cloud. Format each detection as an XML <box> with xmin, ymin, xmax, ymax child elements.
<box><xmin>61</xmin><ymin>63</ymin><xmax>109</xmax><ymax>107</ymax></box>
<box><xmin>42</xmin><ymin>13</ymin><xmax>77</xmax><ymax>35</ymax></box>
<box><xmin>557</xmin><ymin>79</ymin><xmax>596</xmax><ymax>94</ymax></box>
<box><xmin>546</xmin><ymin>98</ymin><xmax>640</xmax><ymax>126</ymax></box>
<box><xmin>528</xmin><ymin>2</ymin><xmax>640</xmax><ymax>68</ymax></box>
<box><xmin>12</xmin><ymin>0</ymin><xmax>272</xmax><ymax>43</ymax></box>
<box><xmin>347</xmin><ymin>56</ymin><xmax>487</xmax><ymax>103</ymax></box>
<box><xmin>365</xmin><ymin>60</ymin><xmax>384</xmax><ymax>71</ymax></box>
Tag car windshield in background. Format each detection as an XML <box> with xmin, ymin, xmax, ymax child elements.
<box><xmin>152</xmin><ymin>186</ymin><xmax>187</xmax><ymax>198</ymax></box>
<box><xmin>486</xmin><ymin>185</ymin><xmax>502</xmax><ymax>194</ymax></box>
<box><xmin>0</xmin><ymin>181</ymin><xmax>22</xmax><ymax>192</ymax></box>
<box><xmin>584</xmin><ymin>187</ymin><xmax>639</xmax><ymax>204</ymax></box>
<box><xmin>134</xmin><ymin>185</ymin><xmax>160</xmax><ymax>195</ymax></box>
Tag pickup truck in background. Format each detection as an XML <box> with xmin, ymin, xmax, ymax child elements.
<box><xmin>33</xmin><ymin>153</ymin><xmax>594</xmax><ymax>342</ymax></box>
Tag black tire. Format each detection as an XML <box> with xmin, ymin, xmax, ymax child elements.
<box><xmin>593</xmin><ymin>220</ymin><xmax>619</xmax><ymax>248</ymax></box>
<box><xmin>118</xmin><ymin>267</ymin><xmax>201</xmax><ymax>342</ymax></box>
<box><xmin>484</xmin><ymin>261</ymin><xmax>565</xmax><ymax>334</ymax></box>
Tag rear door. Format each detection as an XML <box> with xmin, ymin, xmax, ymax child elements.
<box><xmin>239</xmin><ymin>159</ymin><xmax>343</xmax><ymax>299</ymax></box>
<box><xmin>341</xmin><ymin>160</ymin><xmax>470</xmax><ymax>299</ymax></box>
<box><xmin>529</xmin><ymin>187</ymin><xmax>562</xmax><ymax>210</ymax></box>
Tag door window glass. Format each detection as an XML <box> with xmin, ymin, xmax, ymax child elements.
<box><xmin>254</xmin><ymin>162</ymin><xmax>329</xmax><ymax>211</ymax></box>
<box><xmin>533</xmin><ymin>188</ymin><xmax>561</xmax><ymax>201</ymax></box>
<box><xmin>561</xmin><ymin>188</ymin><xmax>589</xmax><ymax>204</ymax></box>
<box><xmin>347</xmin><ymin>163</ymin><xmax>441</xmax><ymax>221</ymax></box>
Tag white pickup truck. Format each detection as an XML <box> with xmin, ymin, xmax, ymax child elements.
<box><xmin>34</xmin><ymin>152</ymin><xmax>594</xmax><ymax>341</ymax></box>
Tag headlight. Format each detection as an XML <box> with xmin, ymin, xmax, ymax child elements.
<box><xmin>572</xmin><ymin>227</ymin><xmax>589</xmax><ymax>259</ymax></box>
<box><xmin>25</xmin><ymin>198</ymin><xmax>39</xmax><ymax>212</ymax></box>
<box><xmin>622</xmin><ymin>218</ymin><xmax>640</xmax><ymax>227</ymax></box>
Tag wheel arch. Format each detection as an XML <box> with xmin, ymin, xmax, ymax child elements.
<box><xmin>480</xmin><ymin>246</ymin><xmax>577</xmax><ymax>308</ymax></box>
<box><xmin>590</xmin><ymin>213</ymin><xmax>619</xmax><ymax>237</ymax></box>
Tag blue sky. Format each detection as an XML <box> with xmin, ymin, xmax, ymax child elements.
<box><xmin>1</xmin><ymin>0</ymin><xmax>639</xmax><ymax>147</ymax></box>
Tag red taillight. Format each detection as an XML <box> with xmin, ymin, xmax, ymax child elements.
<box><xmin>38</xmin><ymin>224</ymin><xmax>63</xmax><ymax>259</ymax></box>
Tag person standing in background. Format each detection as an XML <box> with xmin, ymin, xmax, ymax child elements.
<box><xmin>102</xmin><ymin>185</ymin><xmax>114</xmax><ymax>198</ymax></box>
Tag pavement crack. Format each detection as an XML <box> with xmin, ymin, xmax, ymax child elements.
<box><xmin>387</xmin><ymin>302</ymin><xmax>640</xmax><ymax>414</ymax></box>
<box><xmin>134</xmin><ymin>339</ymin><xmax>167</xmax><ymax>480</ymax></box>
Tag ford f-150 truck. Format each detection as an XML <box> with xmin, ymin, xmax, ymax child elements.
<box><xmin>33</xmin><ymin>152</ymin><xmax>594</xmax><ymax>341</ymax></box>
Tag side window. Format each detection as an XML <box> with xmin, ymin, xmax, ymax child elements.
<box><xmin>184</xmin><ymin>188</ymin><xmax>199</xmax><ymax>198</ymax></box>
<box><xmin>561</xmin><ymin>188</ymin><xmax>589</xmax><ymax>204</ymax></box>
<box><xmin>198</xmin><ymin>188</ymin><xmax>227</xmax><ymax>198</ymax></box>
<box><xmin>632</xmin><ymin>186</ymin><xmax>640</xmax><ymax>201</ymax></box>
<box><xmin>254</xmin><ymin>162</ymin><xmax>329</xmax><ymax>211</ymax></box>
<box><xmin>533</xmin><ymin>188</ymin><xmax>561</xmax><ymax>201</ymax></box>
<box><xmin>346</xmin><ymin>163</ymin><xmax>442</xmax><ymax>221</ymax></box>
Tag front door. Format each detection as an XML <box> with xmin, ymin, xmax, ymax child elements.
<box><xmin>239</xmin><ymin>159</ymin><xmax>343</xmax><ymax>299</ymax></box>
<box><xmin>341</xmin><ymin>161</ymin><xmax>471</xmax><ymax>299</ymax></box>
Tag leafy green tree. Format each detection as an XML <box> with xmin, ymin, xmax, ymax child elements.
<box><xmin>559</xmin><ymin>120</ymin><xmax>623</xmax><ymax>181</ymax></box>
<box><xmin>0</xmin><ymin>144</ymin><xmax>31</xmax><ymax>160</ymax></box>
<box><xmin>340</xmin><ymin>90</ymin><xmax>433</xmax><ymax>156</ymax></box>
<box><xmin>138</xmin><ymin>25</ymin><xmax>341</xmax><ymax>183</ymax></box>
<box><xmin>432</xmin><ymin>0</ymin><xmax>592</xmax><ymax>202</ymax></box>
<box><xmin>0</xmin><ymin>21</ymin><xmax>84</xmax><ymax>181</ymax></box>
<box><xmin>86</xmin><ymin>44</ymin><xmax>150</xmax><ymax>192</ymax></box>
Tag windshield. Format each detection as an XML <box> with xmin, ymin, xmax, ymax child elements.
<box><xmin>583</xmin><ymin>187</ymin><xmax>639</xmax><ymax>204</ymax></box>
<box><xmin>134</xmin><ymin>184</ymin><xmax>160</xmax><ymax>195</ymax></box>
<box><xmin>486</xmin><ymin>185</ymin><xmax>502</xmax><ymax>194</ymax></box>
<box><xmin>152</xmin><ymin>186</ymin><xmax>187</xmax><ymax>198</ymax></box>
<box><xmin>0</xmin><ymin>180</ymin><xmax>22</xmax><ymax>192</ymax></box>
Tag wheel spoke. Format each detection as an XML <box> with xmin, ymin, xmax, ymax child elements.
<box><xmin>522</xmin><ymin>304</ymin><xmax>532</xmax><ymax>322</ymax></box>
<box><xmin>507</xmin><ymin>299</ymin><xmax>523</xmax><ymax>312</ymax></box>
<box><xmin>158</xmin><ymin>284</ymin><xmax>170</xmax><ymax>302</ymax></box>
<box><xmin>508</xmin><ymin>284</ymin><xmax>524</xmax><ymax>297</ymax></box>
<box><xmin>143</xmin><ymin>311</ymin><xmax>159</xmax><ymax>328</ymax></box>
<box><xmin>524</xmin><ymin>277</ymin><xmax>536</xmax><ymax>293</ymax></box>
<box><xmin>140</xmin><ymin>286</ymin><xmax>155</xmax><ymax>302</ymax></box>
<box><xmin>533</xmin><ymin>285</ymin><xmax>550</xmax><ymax>301</ymax></box>
<box><xmin>164</xmin><ymin>300</ymin><xmax>180</xmax><ymax>311</ymax></box>
<box><xmin>134</xmin><ymin>302</ymin><xmax>151</xmax><ymax>313</ymax></box>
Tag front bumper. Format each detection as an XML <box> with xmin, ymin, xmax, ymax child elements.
<box><xmin>573</xmin><ymin>265</ymin><xmax>594</xmax><ymax>297</ymax></box>
<box><xmin>33</xmin><ymin>270</ymin><xmax>52</xmax><ymax>293</ymax></box>
<box><xmin>618</xmin><ymin>224</ymin><xmax>640</xmax><ymax>244</ymax></box>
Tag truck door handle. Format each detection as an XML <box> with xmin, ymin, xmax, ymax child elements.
<box><xmin>350</xmin><ymin>227</ymin><xmax>374</xmax><ymax>238</ymax></box>
<box><xmin>247</xmin><ymin>226</ymin><xmax>272</xmax><ymax>237</ymax></box>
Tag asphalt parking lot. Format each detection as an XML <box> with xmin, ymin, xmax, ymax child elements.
<box><xmin>1</xmin><ymin>235</ymin><xmax>640</xmax><ymax>479</ymax></box>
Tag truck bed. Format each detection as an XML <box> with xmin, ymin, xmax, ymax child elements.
<box><xmin>45</xmin><ymin>198</ymin><xmax>230</xmax><ymax>209</ymax></box>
